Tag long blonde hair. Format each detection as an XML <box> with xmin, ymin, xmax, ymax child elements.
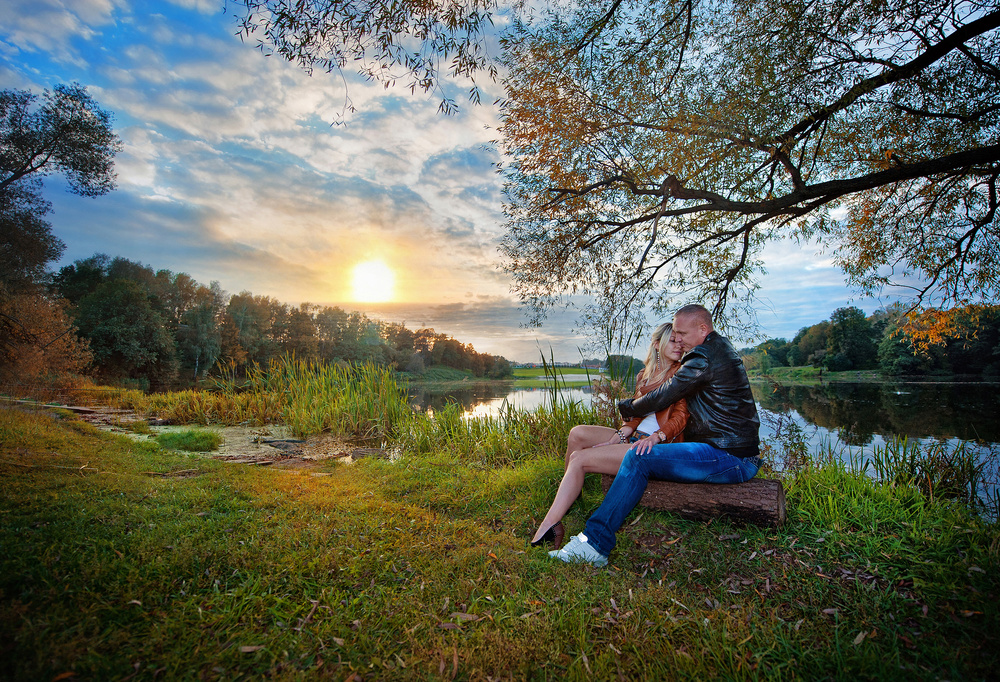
<box><xmin>640</xmin><ymin>322</ymin><xmax>674</xmax><ymax>386</ymax></box>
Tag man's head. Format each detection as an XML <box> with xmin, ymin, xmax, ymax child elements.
<box><xmin>671</xmin><ymin>304</ymin><xmax>714</xmax><ymax>352</ymax></box>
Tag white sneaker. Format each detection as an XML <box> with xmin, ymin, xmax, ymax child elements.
<box><xmin>548</xmin><ymin>533</ymin><xmax>581</xmax><ymax>558</ymax></box>
<box><xmin>551</xmin><ymin>533</ymin><xmax>608</xmax><ymax>567</ymax></box>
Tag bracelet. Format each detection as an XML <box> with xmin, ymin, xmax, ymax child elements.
<box><xmin>616</xmin><ymin>429</ymin><xmax>628</xmax><ymax>444</ymax></box>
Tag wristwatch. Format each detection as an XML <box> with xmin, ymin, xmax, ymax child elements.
<box><xmin>655</xmin><ymin>430</ymin><xmax>666</xmax><ymax>443</ymax></box>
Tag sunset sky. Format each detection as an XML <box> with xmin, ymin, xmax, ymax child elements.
<box><xmin>0</xmin><ymin>0</ymin><xmax>900</xmax><ymax>362</ymax></box>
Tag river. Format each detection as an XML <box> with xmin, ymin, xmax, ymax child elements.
<box><xmin>408</xmin><ymin>378</ymin><xmax>1000</xmax><ymax>460</ymax></box>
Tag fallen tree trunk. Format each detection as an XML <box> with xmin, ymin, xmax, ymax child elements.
<box><xmin>600</xmin><ymin>474</ymin><xmax>786</xmax><ymax>527</ymax></box>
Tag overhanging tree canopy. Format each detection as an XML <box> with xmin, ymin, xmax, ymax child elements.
<box><xmin>236</xmin><ymin>0</ymin><xmax>499</xmax><ymax>114</ymax></box>
<box><xmin>497</xmin><ymin>0</ymin><xmax>1000</xmax><ymax>330</ymax></box>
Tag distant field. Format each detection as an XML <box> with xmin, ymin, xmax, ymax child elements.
<box><xmin>513</xmin><ymin>366</ymin><xmax>601</xmax><ymax>387</ymax></box>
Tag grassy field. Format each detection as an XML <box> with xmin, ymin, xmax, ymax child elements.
<box><xmin>513</xmin><ymin>367</ymin><xmax>598</xmax><ymax>388</ymax></box>
<box><xmin>2</xmin><ymin>401</ymin><xmax>998</xmax><ymax>681</ymax></box>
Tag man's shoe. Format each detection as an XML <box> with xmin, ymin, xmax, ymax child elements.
<box><xmin>551</xmin><ymin>533</ymin><xmax>608</xmax><ymax>567</ymax></box>
<box><xmin>549</xmin><ymin>533</ymin><xmax>582</xmax><ymax>558</ymax></box>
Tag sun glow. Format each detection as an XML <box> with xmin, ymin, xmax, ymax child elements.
<box><xmin>351</xmin><ymin>260</ymin><xmax>396</xmax><ymax>302</ymax></box>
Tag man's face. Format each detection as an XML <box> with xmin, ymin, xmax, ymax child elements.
<box><xmin>671</xmin><ymin>313</ymin><xmax>710</xmax><ymax>353</ymax></box>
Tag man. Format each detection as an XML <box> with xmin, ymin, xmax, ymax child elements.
<box><xmin>550</xmin><ymin>304</ymin><xmax>761</xmax><ymax>567</ymax></box>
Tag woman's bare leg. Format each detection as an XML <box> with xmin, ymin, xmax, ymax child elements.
<box><xmin>532</xmin><ymin>442</ymin><xmax>633</xmax><ymax>543</ymax></box>
<box><xmin>564</xmin><ymin>425</ymin><xmax>620</xmax><ymax>466</ymax></box>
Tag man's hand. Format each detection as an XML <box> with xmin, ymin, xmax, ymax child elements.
<box><xmin>617</xmin><ymin>399</ymin><xmax>637</xmax><ymax>420</ymax></box>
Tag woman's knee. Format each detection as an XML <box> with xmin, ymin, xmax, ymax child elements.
<box><xmin>566</xmin><ymin>449</ymin><xmax>587</xmax><ymax>471</ymax></box>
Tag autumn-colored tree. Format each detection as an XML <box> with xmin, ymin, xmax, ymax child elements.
<box><xmin>498</xmin><ymin>0</ymin><xmax>1000</xmax><ymax>330</ymax></box>
<box><xmin>0</xmin><ymin>283</ymin><xmax>92</xmax><ymax>382</ymax></box>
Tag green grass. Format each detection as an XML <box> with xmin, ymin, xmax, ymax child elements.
<box><xmin>513</xmin><ymin>366</ymin><xmax>597</xmax><ymax>388</ymax></box>
<box><xmin>155</xmin><ymin>428</ymin><xmax>223</xmax><ymax>452</ymax></box>
<box><xmin>748</xmin><ymin>366</ymin><xmax>885</xmax><ymax>384</ymax></box>
<box><xmin>2</xmin><ymin>404</ymin><xmax>998</xmax><ymax>680</ymax></box>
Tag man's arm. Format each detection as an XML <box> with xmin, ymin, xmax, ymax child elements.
<box><xmin>618</xmin><ymin>352</ymin><xmax>709</xmax><ymax>419</ymax></box>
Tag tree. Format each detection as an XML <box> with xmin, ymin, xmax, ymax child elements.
<box><xmin>1</xmin><ymin>83</ymin><xmax>121</xmax><ymax>196</ymax></box>
<box><xmin>0</xmin><ymin>178</ymin><xmax>64</xmax><ymax>292</ymax></box>
<box><xmin>825</xmin><ymin>306</ymin><xmax>878</xmax><ymax>371</ymax></box>
<box><xmin>236</xmin><ymin>0</ymin><xmax>498</xmax><ymax>114</ymax></box>
<box><xmin>498</xmin><ymin>0</ymin><xmax>1000</xmax><ymax>329</ymax></box>
<box><xmin>74</xmin><ymin>280</ymin><xmax>178</xmax><ymax>389</ymax></box>
<box><xmin>787</xmin><ymin>321</ymin><xmax>830</xmax><ymax>367</ymax></box>
<box><xmin>0</xmin><ymin>282</ymin><xmax>91</xmax><ymax>381</ymax></box>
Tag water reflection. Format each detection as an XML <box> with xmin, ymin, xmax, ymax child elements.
<box><xmin>410</xmin><ymin>380</ymin><xmax>1000</xmax><ymax>451</ymax></box>
<box><xmin>750</xmin><ymin>381</ymin><xmax>1000</xmax><ymax>445</ymax></box>
<box><xmin>407</xmin><ymin>382</ymin><xmax>596</xmax><ymax>418</ymax></box>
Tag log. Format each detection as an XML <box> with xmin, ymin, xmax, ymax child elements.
<box><xmin>600</xmin><ymin>474</ymin><xmax>786</xmax><ymax>527</ymax></box>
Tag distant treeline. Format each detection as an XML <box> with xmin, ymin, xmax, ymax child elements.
<box><xmin>741</xmin><ymin>304</ymin><xmax>1000</xmax><ymax>377</ymax></box>
<box><xmin>45</xmin><ymin>254</ymin><xmax>512</xmax><ymax>389</ymax></box>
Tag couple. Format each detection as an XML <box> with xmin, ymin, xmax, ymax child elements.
<box><xmin>531</xmin><ymin>304</ymin><xmax>761</xmax><ymax>567</ymax></box>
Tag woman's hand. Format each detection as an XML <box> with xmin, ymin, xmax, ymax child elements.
<box><xmin>598</xmin><ymin>427</ymin><xmax>632</xmax><ymax>447</ymax></box>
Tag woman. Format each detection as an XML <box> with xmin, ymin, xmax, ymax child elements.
<box><xmin>530</xmin><ymin>323</ymin><xmax>689</xmax><ymax>547</ymax></box>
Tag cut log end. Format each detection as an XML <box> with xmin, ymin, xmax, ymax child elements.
<box><xmin>600</xmin><ymin>474</ymin><xmax>786</xmax><ymax>527</ymax></box>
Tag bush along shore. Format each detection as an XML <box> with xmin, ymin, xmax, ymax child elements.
<box><xmin>1</xmin><ymin>363</ymin><xmax>998</xmax><ymax>680</ymax></box>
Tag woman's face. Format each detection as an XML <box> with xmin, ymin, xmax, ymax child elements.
<box><xmin>660</xmin><ymin>333</ymin><xmax>683</xmax><ymax>363</ymax></box>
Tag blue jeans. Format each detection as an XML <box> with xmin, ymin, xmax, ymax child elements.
<box><xmin>583</xmin><ymin>442</ymin><xmax>761</xmax><ymax>557</ymax></box>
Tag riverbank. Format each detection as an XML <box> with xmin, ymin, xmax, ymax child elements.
<box><xmin>749</xmin><ymin>366</ymin><xmax>1000</xmax><ymax>385</ymax></box>
<box><xmin>2</xmin><ymin>403</ymin><xmax>997</xmax><ymax>680</ymax></box>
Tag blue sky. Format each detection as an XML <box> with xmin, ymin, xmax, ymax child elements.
<box><xmin>0</xmin><ymin>0</ymin><xmax>898</xmax><ymax>361</ymax></box>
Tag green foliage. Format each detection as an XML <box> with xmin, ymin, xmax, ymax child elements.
<box><xmin>1</xmin><ymin>83</ymin><xmax>121</xmax><ymax>197</ymax></box>
<box><xmin>826</xmin><ymin>307</ymin><xmax>878</xmax><ymax>371</ymax></box>
<box><xmin>74</xmin><ymin>279</ymin><xmax>178</xmax><ymax>389</ymax></box>
<box><xmin>155</xmin><ymin>428</ymin><xmax>222</xmax><ymax>452</ymax></box>
<box><xmin>0</xmin><ymin>178</ymin><xmax>63</xmax><ymax>292</ymax></box>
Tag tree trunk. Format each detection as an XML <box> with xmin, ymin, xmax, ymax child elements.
<box><xmin>600</xmin><ymin>474</ymin><xmax>786</xmax><ymax>527</ymax></box>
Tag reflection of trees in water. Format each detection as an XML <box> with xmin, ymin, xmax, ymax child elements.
<box><xmin>752</xmin><ymin>382</ymin><xmax>1000</xmax><ymax>443</ymax></box>
<box><xmin>407</xmin><ymin>383</ymin><xmax>514</xmax><ymax>413</ymax></box>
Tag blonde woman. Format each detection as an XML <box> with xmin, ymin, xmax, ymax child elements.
<box><xmin>530</xmin><ymin>323</ymin><xmax>689</xmax><ymax>547</ymax></box>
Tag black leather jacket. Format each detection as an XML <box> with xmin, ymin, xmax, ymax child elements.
<box><xmin>618</xmin><ymin>331</ymin><xmax>760</xmax><ymax>453</ymax></box>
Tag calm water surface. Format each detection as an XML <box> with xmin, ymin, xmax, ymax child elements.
<box><xmin>409</xmin><ymin>380</ymin><xmax>1000</xmax><ymax>453</ymax></box>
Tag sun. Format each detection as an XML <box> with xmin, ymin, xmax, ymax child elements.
<box><xmin>351</xmin><ymin>260</ymin><xmax>396</xmax><ymax>302</ymax></box>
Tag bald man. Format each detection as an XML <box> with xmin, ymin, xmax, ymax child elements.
<box><xmin>551</xmin><ymin>304</ymin><xmax>761</xmax><ymax>567</ymax></box>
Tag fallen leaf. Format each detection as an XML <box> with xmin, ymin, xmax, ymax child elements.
<box><xmin>127</xmin><ymin>600</ymin><xmax>142</xmax><ymax>606</ymax></box>
<box><xmin>822</xmin><ymin>608</ymin><xmax>838</xmax><ymax>615</ymax></box>
<box><xmin>240</xmin><ymin>646</ymin><xmax>265</xmax><ymax>653</ymax></box>
<box><xmin>663</xmin><ymin>537</ymin><xmax>681</xmax><ymax>545</ymax></box>
<box><xmin>487</xmin><ymin>552</ymin><xmax>497</xmax><ymax>560</ymax></box>
<box><xmin>332</xmin><ymin>637</ymin><xmax>345</xmax><ymax>646</ymax></box>
<box><xmin>51</xmin><ymin>673</ymin><xmax>76</xmax><ymax>681</ymax></box>
<box><xmin>853</xmin><ymin>631</ymin><xmax>867</xmax><ymax>646</ymax></box>
<box><xmin>628</xmin><ymin>513</ymin><xmax>644</xmax><ymax>526</ymax></box>
<box><xmin>451</xmin><ymin>612</ymin><xmax>479</xmax><ymax>621</ymax></box>
<box><xmin>961</xmin><ymin>610</ymin><xmax>981</xmax><ymax>617</ymax></box>
<box><xmin>438</xmin><ymin>622</ymin><xmax>460</xmax><ymax>630</ymax></box>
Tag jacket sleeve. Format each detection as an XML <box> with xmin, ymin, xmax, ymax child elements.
<box><xmin>655</xmin><ymin>398</ymin><xmax>688</xmax><ymax>442</ymax></box>
<box><xmin>626</xmin><ymin>350</ymin><xmax>709</xmax><ymax>416</ymax></box>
